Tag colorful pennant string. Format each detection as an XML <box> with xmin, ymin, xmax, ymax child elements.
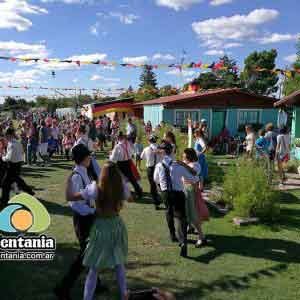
<box><xmin>0</xmin><ymin>55</ymin><xmax>299</xmax><ymax>77</ymax></box>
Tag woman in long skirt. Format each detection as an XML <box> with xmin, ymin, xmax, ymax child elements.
<box><xmin>194</xmin><ymin>129</ymin><xmax>208</xmax><ymax>191</ymax></box>
<box><xmin>182</xmin><ymin>148</ymin><xmax>209</xmax><ymax>247</ymax></box>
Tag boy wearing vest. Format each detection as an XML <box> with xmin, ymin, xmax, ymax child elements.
<box><xmin>141</xmin><ymin>135</ymin><xmax>161</xmax><ymax>210</ymax></box>
<box><xmin>154</xmin><ymin>141</ymin><xmax>197</xmax><ymax>257</ymax></box>
<box><xmin>54</xmin><ymin>144</ymin><xmax>106</xmax><ymax>300</ymax></box>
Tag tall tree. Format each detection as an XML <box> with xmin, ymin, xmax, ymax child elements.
<box><xmin>185</xmin><ymin>72</ymin><xmax>220</xmax><ymax>90</ymax></box>
<box><xmin>185</xmin><ymin>55</ymin><xmax>241</xmax><ymax>90</ymax></box>
<box><xmin>120</xmin><ymin>85</ymin><xmax>135</xmax><ymax>98</ymax></box>
<box><xmin>135</xmin><ymin>85</ymin><xmax>159</xmax><ymax>102</ymax></box>
<box><xmin>139</xmin><ymin>65</ymin><xmax>157</xmax><ymax>89</ymax></box>
<box><xmin>215</xmin><ymin>55</ymin><xmax>241</xmax><ymax>88</ymax></box>
<box><xmin>241</xmin><ymin>49</ymin><xmax>279</xmax><ymax>95</ymax></box>
<box><xmin>283</xmin><ymin>38</ymin><xmax>300</xmax><ymax>96</ymax></box>
<box><xmin>159</xmin><ymin>85</ymin><xmax>179</xmax><ymax>97</ymax></box>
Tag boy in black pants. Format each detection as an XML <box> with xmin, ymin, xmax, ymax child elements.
<box><xmin>54</xmin><ymin>144</ymin><xmax>106</xmax><ymax>300</ymax></box>
<box><xmin>141</xmin><ymin>135</ymin><xmax>161</xmax><ymax>209</ymax></box>
<box><xmin>154</xmin><ymin>141</ymin><xmax>197</xmax><ymax>257</ymax></box>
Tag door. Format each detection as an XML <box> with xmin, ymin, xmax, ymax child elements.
<box><xmin>212</xmin><ymin>110</ymin><xmax>226</xmax><ymax>138</ymax></box>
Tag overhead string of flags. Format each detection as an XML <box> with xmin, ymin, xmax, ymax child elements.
<box><xmin>0</xmin><ymin>55</ymin><xmax>299</xmax><ymax>76</ymax></box>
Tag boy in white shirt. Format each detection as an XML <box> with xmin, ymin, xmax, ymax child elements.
<box><xmin>141</xmin><ymin>135</ymin><xmax>161</xmax><ymax>210</ymax></box>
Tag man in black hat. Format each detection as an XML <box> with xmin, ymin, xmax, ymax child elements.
<box><xmin>55</xmin><ymin>144</ymin><xmax>106</xmax><ymax>300</ymax></box>
<box><xmin>154</xmin><ymin>141</ymin><xmax>197</xmax><ymax>257</ymax></box>
<box><xmin>1</xmin><ymin>128</ymin><xmax>34</xmax><ymax>209</ymax></box>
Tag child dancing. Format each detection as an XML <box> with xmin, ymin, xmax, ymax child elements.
<box><xmin>81</xmin><ymin>161</ymin><xmax>129</xmax><ymax>300</ymax></box>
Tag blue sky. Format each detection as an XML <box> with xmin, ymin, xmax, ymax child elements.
<box><xmin>0</xmin><ymin>0</ymin><xmax>299</xmax><ymax>102</ymax></box>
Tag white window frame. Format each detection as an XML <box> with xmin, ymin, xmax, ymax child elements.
<box><xmin>174</xmin><ymin>109</ymin><xmax>201</xmax><ymax>127</ymax></box>
<box><xmin>237</xmin><ymin>109</ymin><xmax>262</xmax><ymax>128</ymax></box>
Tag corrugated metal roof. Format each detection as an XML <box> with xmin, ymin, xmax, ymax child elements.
<box><xmin>133</xmin><ymin>88</ymin><xmax>276</xmax><ymax>107</ymax></box>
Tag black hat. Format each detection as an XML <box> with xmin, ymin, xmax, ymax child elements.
<box><xmin>5</xmin><ymin>128</ymin><xmax>15</xmax><ymax>137</ymax></box>
<box><xmin>118</xmin><ymin>131</ymin><xmax>126</xmax><ymax>139</ymax></box>
<box><xmin>149</xmin><ymin>134</ymin><xmax>158</xmax><ymax>143</ymax></box>
<box><xmin>72</xmin><ymin>144</ymin><xmax>91</xmax><ymax>164</ymax></box>
<box><xmin>158</xmin><ymin>141</ymin><xmax>173</xmax><ymax>155</ymax></box>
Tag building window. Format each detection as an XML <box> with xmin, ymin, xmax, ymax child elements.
<box><xmin>175</xmin><ymin>111</ymin><xmax>199</xmax><ymax>126</ymax></box>
<box><xmin>238</xmin><ymin>110</ymin><xmax>260</xmax><ymax>128</ymax></box>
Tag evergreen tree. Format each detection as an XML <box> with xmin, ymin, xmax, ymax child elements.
<box><xmin>139</xmin><ymin>65</ymin><xmax>157</xmax><ymax>89</ymax></box>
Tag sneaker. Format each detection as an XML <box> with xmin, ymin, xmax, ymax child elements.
<box><xmin>195</xmin><ymin>239</ymin><xmax>209</xmax><ymax>248</ymax></box>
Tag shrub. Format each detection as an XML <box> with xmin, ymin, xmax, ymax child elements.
<box><xmin>223</xmin><ymin>159</ymin><xmax>280</xmax><ymax>221</ymax></box>
<box><xmin>286</xmin><ymin>160</ymin><xmax>300</xmax><ymax>174</ymax></box>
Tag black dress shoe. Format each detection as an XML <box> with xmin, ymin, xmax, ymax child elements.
<box><xmin>95</xmin><ymin>282</ymin><xmax>109</xmax><ymax>294</ymax></box>
<box><xmin>54</xmin><ymin>286</ymin><xmax>72</xmax><ymax>300</ymax></box>
<box><xmin>170</xmin><ymin>236</ymin><xmax>179</xmax><ymax>243</ymax></box>
<box><xmin>180</xmin><ymin>244</ymin><xmax>188</xmax><ymax>258</ymax></box>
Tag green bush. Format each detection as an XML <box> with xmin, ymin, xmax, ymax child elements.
<box><xmin>223</xmin><ymin>159</ymin><xmax>280</xmax><ymax>221</ymax></box>
<box><xmin>286</xmin><ymin>160</ymin><xmax>300</xmax><ymax>174</ymax></box>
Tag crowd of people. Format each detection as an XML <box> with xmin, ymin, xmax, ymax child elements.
<box><xmin>244</xmin><ymin>123</ymin><xmax>291</xmax><ymax>184</ymax></box>
<box><xmin>0</xmin><ymin>110</ymin><xmax>291</xmax><ymax>300</ymax></box>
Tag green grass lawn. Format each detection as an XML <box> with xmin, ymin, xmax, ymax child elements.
<box><xmin>1</xmin><ymin>152</ymin><xmax>300</xmax><ymax>300</ymax></box>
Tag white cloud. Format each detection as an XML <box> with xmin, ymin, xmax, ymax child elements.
<box><xmin>284</xmin><ymin>54</ymin><xmax>297</xmax><ymax>63</ymax></box>
<box><xmin>258</xmin><ymin>33</ymin><xmax>299</xmax><ymax>44</ymax></box>
<box><xmin>223</xmin><ymin>42</ymin><xmax>242</xmax><ymax>49</ymax></box>
<box><xmin>152</xmin><ymin>53</ymin><xmax>176</xmax><ymax>60</ymax></box>
<box><xmin>210</xmin><ymin>0</ymin><xmax>233</xmax><ymax>6</ymax></box>
<box><xmin>0</xmin><ymin>40</ymin><xmax>49</xmax><ymax>57</ymax></box>
<box><xmin>192</xmin><ymin>9</ymin><xmax>279</xmax><ymax>49</ymax></box>
<box><xmin>155</xmin><ymin>0</ymin><xmax>203</xmax><ymax>11</ymax></box>
<box><xmin>167</xmin><ymin>69</ymin><xmax>198</xmax><ymax>77</ymax></box>
<box><xmin>97</xmin><ymin>11</ymin><xmax>139</xmax><ymax>25</ymax></box>
<box><xmin>69</xmin><ymin>53</ymin><xmax>107</xmax><ymax>61</ymax></box>
<box><xmin>0</xmin><ymin>69</ymin><xmax>45</xmax><ymax>84</ymax></box>
<box><xmin>90</xmin><ymin>74</ymin><xmax>120</xmax><ymax>82</ymax></box>
<box><xmin>90</xmin><ymin>23</ymin><xmax>99</xmax><ymax>36</ymax></box>
<box><xmin>90</xmin><ymin>74</ymin><xmax>101</xmax><ymax>81</ymax></box>
<box><xmin>122</xmin><ymin>56</ymin><xmax>149</xmax><ymax>64</ymax></box>
<box><xmin>72</xmin><ymin>78</ymin><xmax>79</xmax><ymax>83</ymax></box>
<box><xmin>109</xmin><ymin>12</ymin><xmax>139</xmax><ymax>24</ymax></box>
<box><xmin>0</xmin><ymin>0</ymin><xmax>48</xmax><ymax>31</ymax></box>
<box><xmin>205</xmin><ymin>49</ymin><xmax>225</xmax><ymax>56</ymax></box>
<box><xmin>41</xmin><ymin>0</ymin><xmax>94</xmax><ymax>3</ymax></box>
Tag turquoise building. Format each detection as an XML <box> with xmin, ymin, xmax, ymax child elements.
<box><xmin>135</xmin><ymin>88</ymin><xmax>278</xmax><ymax>138</ymax></box>
<box><xmin>275</xmin><ymin>90</ymin><xmax>300</xmax><ymax>159</ymax></box>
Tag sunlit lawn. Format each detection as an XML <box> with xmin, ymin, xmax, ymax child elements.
<box><xmin>1</xmin><ymin>152</ymin><xmax>300</xmax><ymax>300</ymax></box>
